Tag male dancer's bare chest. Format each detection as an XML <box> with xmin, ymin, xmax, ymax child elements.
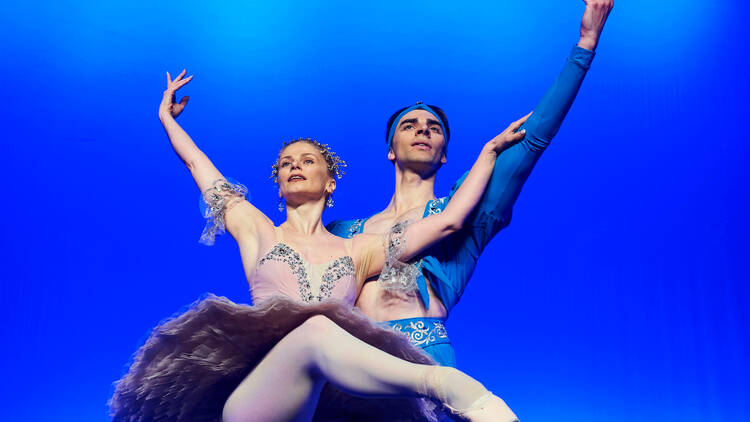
<box><xmin>354</xmin><ymin>209</ymin><xmax>448</xmax><ymax>320</ymax></box>
<box><xmin>359</xmin><ymin>206</ymin><xmax>423</xmax><ymax>234</ymax></box>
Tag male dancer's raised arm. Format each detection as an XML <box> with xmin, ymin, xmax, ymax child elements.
<box><xmin>431</xmin><ymin>0</ymin><xmax>614</xmax><ymax>310</ymax></box>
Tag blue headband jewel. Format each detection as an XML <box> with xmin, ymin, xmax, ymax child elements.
<box><xmin>386</xmin><ymin>102</ymin><xmax>448</xmax><ymax>151</ymax></box>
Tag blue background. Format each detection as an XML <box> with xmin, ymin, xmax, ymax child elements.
<box><xmin>1</xmin><ymin>1</ymin><xmax>748</xmax><ymax>421</ymax></box>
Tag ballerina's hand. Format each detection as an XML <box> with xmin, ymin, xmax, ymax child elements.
<box><xmin>159</xmin><ymin>69</ymin><xmax>194</xmax><ymax>119</ymax></box>
<box><xmin>485</xmin><ymin>112</ymin><xmax>532</xmax><ymax>155</ymax></box>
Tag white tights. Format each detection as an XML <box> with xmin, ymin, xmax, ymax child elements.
<box><xmin>222</xmin><ymin>315</ymin><xmax>494</xmax><ymax>422</ymax></box>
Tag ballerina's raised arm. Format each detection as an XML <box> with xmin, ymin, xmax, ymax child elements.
<box><xmin>158</xmin><ymin>70</ymin><xmax>276</xmax><ymax>277</ymax></box>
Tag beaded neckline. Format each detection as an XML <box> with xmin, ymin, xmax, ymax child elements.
<box><xmin>257</xmin><ymin>242</ymin><xmax>355</xmax><ymax>303</ymax></box>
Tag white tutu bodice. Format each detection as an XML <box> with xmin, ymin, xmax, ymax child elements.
<box><xmin>250</xmin><ymin>227</ymin><xmax>357</xmax><ymax>304</ymax></box>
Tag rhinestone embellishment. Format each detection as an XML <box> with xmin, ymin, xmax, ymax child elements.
<box><xmin>347</xmin><ymin>218</ymin><xmax>366</xmax><ymax>238</ymax></box>
<box><xmin>318</xmin><ymin>256</ymin><xmax>355</xmax><ymax>301</ymax></box>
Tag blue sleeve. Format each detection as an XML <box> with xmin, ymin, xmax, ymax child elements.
<box><xmin>451</xmin><ymin>45</ymin><xmax>594</xmax><ymax>244</ymax></box>
<box><xmin>431</xmin><ymin>45</ymin><xmax>595</xmax><ymax>311</ymax></box>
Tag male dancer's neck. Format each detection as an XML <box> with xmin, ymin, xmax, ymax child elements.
<box><xmin>384</xmin><ymin>165</ymin><xmax>438</xmax><ymax>216</ymax></box>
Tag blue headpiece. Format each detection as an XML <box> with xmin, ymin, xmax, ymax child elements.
<box><xmin>386</xmin><ymin>102</ymin><xmax>448</xmax><ymax>151</ymax></box>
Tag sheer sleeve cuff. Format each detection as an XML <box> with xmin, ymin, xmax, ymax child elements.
<box><xmin>377</xmin><ymin>220</ymin><xmax>420</xmax><ymax>293</ymax></box>
<box><xmin>198</xmin><ymin>178</ymin><xmax>249</xmax><ymax>246</ymax></box>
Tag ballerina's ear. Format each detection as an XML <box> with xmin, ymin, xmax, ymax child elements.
<box><xmin>326</xmin><ymin>178</ymin><xmax>337</xmax><ymax>195</ymax></box>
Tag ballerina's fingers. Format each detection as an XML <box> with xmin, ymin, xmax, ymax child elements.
<box><xmin>166</xmin><ymin>70</ymin><xmax>193</xmax><ymax>90</ymax></box>
<box><xmin>508</xmin><ymin>128</ymin><xmax>526</xmax><ymax>142</ymax></box>
<box><xmin>172</xmin><ymin>69</ymin><xmax>187</xmax><ymax>83</ymax></box>
<box><xmin>172</xmin><ymin>75</ymin><xmax>193</xmax><ymax>91</ymax></box>
<box><xmin>161</xmin><ymin>75</ymin><xmax>193</xmax><ymax>111</ymax></box>
<box><xmin>509</xmin><ymin>111</ymin><xmax>533</xmax><ymax>133</ymax></box>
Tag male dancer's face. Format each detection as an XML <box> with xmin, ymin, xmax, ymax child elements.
<box><xmin>388</xmin><ymin>109</ymin><xmax>447</xmax><ymax>175</ymax></box>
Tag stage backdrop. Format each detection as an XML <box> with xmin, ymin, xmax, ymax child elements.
<box><xmin>1</xmin><ymin>1</ymin><xmax>747</xmax><ymax>421</ymax></box>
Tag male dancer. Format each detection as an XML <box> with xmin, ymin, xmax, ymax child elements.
<box><xmin>327</xmin><ymin>0</ymin><xmax>613</xmax><ymax>367</ymax></box>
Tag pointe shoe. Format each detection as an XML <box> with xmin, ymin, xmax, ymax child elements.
<box><xmin>444</xmin><ymin>392</ymin><xmax>519</xmax><ymax>422</ymax></box>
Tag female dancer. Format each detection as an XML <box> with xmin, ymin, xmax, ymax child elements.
<box><xmin>110</xmin><ymin>70</ymin><xmax>527</xmax><ymax>422</ymax></box>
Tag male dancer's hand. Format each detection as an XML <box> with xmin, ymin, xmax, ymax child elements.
<box><xmin>159</xmin><ymin>69</ymin><xmax>193</xmax><ymax>120</ymax></box>
<box><xmin>578</xmin><ymin>0</ymin><xmax>614</xmax><ymax>51</ymax></box>
<box><xmin>485</xmin><ymin>112</ymin><xmax>532</xmax><ymax>155</ymax></box>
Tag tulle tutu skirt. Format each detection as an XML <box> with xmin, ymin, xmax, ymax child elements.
<box><xmin>109</xmin><ymin>294</ymin><xmax>441</xmax><ymax>421</ymax></box>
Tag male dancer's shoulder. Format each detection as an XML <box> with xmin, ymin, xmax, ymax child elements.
<box><xmin>326</xmin><ymin>218</ymin><xmax>367</xmax><ymax>239</ymax></box>
<box><xmin>327</xmin><ymin>197</ymin><xmax>448</xmax><ymax>240</ymax></box>
<box><xmin>426</xmin><ymin>197</ymin><xmax>449</xmax><ymax>217</ymax></box>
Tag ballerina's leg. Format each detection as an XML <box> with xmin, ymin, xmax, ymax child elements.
<box><xmin>222</xmin><ymin>315</ymin><xmax>518</xmax><ymax>422</ymax></box>
<box><xmin>221</xmin><ymin>317</ymin><xmax>328</xmax><ymax>422</ymax></box>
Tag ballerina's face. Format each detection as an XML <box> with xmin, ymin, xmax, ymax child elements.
<box><xmin>388</xmin><ymin>109</ymin><xmax>447</xmax><ymax>173</ymax></box>
<box><xmin>276</xmin><ymin>141</ymin><xmax>336</xmax><ymax>207</ymax></box>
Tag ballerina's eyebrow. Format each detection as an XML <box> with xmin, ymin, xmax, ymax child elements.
<box><xmin>279</xmin><ymin>153</ymin><xmax>318</xmax><ymax>161</ymax></box>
